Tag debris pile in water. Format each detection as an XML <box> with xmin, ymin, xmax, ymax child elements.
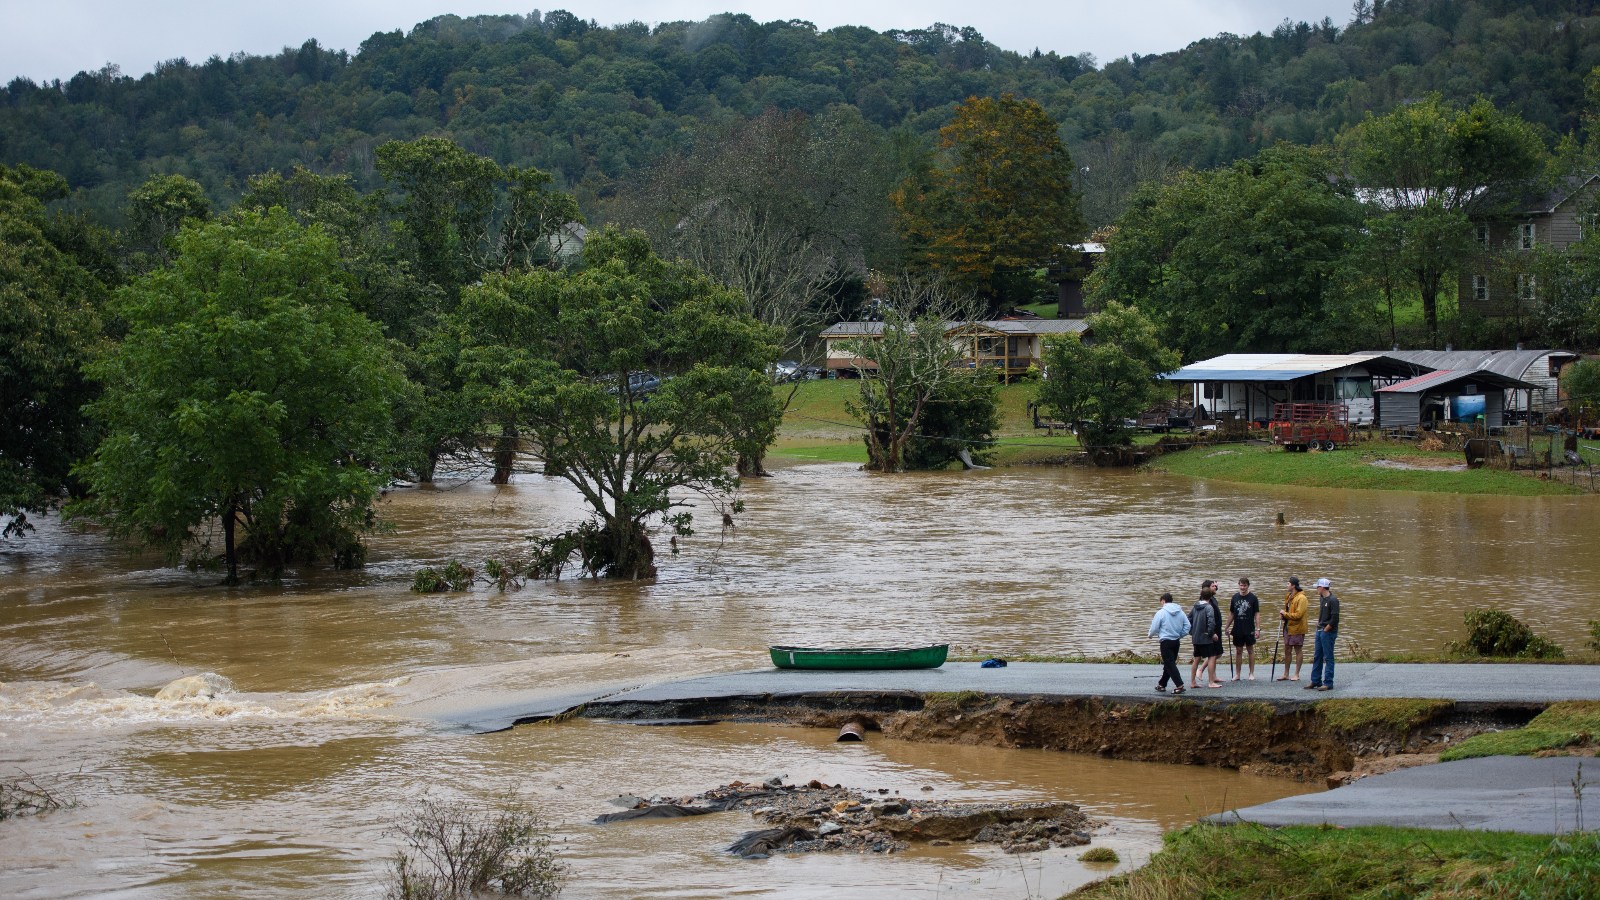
<box><xmin>596</xmin><ymin>777</ymin><xmax>1099</xmax><ymax>858</ymax></box>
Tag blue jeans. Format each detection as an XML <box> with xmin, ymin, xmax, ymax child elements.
<box><xmin>1311</xmin><ymin>629</ymin><xmax>1337</xmax><ymax>686</ymax></box>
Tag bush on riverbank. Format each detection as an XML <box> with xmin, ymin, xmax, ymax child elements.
<box><xmin>1451</xmin><ymin>610</ymin><xmax>1564</xmax><ymax>659</ymax></box>
<box><xmin>1439</xmin><ymin>701</ymin><xmax>1600</xmax><ymax>761</ymax></box>
<box><xmin>1068</xmin><ymin>822</ymin><xmax>1600</xmax><ymax>899</ymax></box>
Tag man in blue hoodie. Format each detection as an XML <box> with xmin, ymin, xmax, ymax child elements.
<box><xmin>1148</xmin><ymin>592</ymin><xmax>1192</xmax><ymax>694</ymax></box>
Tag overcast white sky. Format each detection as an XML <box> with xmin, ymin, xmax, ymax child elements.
<box><xmin>5</xmin><ymin>1</ymin><xmax>1356</xmax><ymax>84</ymax></box>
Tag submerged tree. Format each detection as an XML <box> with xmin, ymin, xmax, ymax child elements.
<box><xmin>74</xmin><ymin>209</ymin><xmax>409</xmax><ymax>583</ymax></box>
<box><xmin>0</xmin><ymin>164</ymin><xmax>106</xmax><ymax>537</ymax></box>
<box><xmin>1036</xmin><ymin>302</ymin><xmax>1179</xmax><ymax>452</ymax></box>
<box><xmin>372</xmin><ymin>138</ymin><xmax>583</xmax><ymax>482</ymax></box>
<box><xmin>843</xmin><ymin>279</ymin><xmax>993</xmax><ymax>473</ymax></box>
<box><xmin>454</xmin><ymin>228</ymin><xmax>781</xmax><ymax>579</ymax></box>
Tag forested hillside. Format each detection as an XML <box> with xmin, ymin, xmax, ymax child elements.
<box><xmin>4</xmin><ymin>0</ymin><xmax>1600</xmax><ymax>226</ymax></box>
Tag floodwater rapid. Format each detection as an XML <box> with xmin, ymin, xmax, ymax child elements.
<box><xmin>3</xmin><ymin>459</ymin><xmax>1594</xmax><ymax>897</ymax></box>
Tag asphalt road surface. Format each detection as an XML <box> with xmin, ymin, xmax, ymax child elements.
<box><xmin>1211</xmin><ymin>755</ymin><xmax>1599</xmax><ymax>834</ymax></box>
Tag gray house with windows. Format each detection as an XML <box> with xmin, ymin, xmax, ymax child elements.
<box><xmin>1460</xmin><ymin>174</ymin><xmax>1597</xmax><ymax>317</ymax></box>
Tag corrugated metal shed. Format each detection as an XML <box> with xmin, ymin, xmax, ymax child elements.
<box><xmin>1377</xmin><ymin>369</ymin><xmax>1537</xmax><ymax>394</ymax></box>
<box><xmin>1360</xmin><ymin>349</ymin><xmax>1577</xmax><ymax>381</ymax></box>
<box><xmin>1163</xmin><ymin>353</ymin><xmax>1417</xmax><ymax>382</ymax></box>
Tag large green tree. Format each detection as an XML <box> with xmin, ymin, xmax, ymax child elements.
<box><xmin>125</xmin><ymin>173</ymin><xmax>212</xmax><ymax>270</ymax></box>
<box><xmin>893</xmin><ymin>94</ymin><xmax>1084</xmax><ymax>310</ymax></box>
<box><xmin>1036</xmin><ymin>302</ymin><xmax>1180</xmax><ymax>451</ymax></box>
<box><xmin>452</xmin><ymin>228</ymin><xmax>781</xmax><ymax>579</ymax></box>
<box><xmin>1339</xmin><ymin>95</ymin><xmax>1547</xmax><ymax>342</ymax></box>
<box><xmin>374</xmin><ymin>138</ymin><xmax>582</xmax><ymax>483</ymax></box>
<box><xmin>0</xmin><ymin>164</ymin><xmax>106</xmax><ymax>537</ymax></box>
<box><xmin>1090</xmin><ymin>145</ymin><xmax>1368</xmax><ymax>359</ymax></box>
<box><xmin>843</xmin><ymin>281</ymin><xmax>993</xmax><ymax>472</ymax></box>
<box><xmin>74</xmin><ymin>209</ymin><xmax>409</xmax><ymax>583</ymax></box>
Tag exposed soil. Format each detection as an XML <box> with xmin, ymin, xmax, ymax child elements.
<box><xmin>586</xmin><ymin>692</ymin><xmax>1542</xmax><ymax>783</ymax></box>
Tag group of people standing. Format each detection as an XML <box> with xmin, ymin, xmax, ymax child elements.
<box><xmin>1147</xmin><ymin>576</ymin><xmax>1342</xmax><ymax>695</ymax></box>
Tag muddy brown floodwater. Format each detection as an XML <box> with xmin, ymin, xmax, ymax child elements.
<box><xmin>3</xmin><ymin>460</ymin><xmax>1595</xmax><ymax>897</ymax></box>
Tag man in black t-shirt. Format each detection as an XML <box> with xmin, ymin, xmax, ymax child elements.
<box><xmin>1226</xmin><ymin>577</ymin><xmax>1262</xmax><ymax>681</ymax></box>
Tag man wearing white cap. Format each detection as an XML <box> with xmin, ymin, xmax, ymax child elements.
<box><xmin>1305</xmin><ymin>578</ymin><xmax>1340</xmax><ymax>691</ymax></box>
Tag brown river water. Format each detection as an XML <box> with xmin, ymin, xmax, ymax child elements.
<box><xmin>3</xmin><ymin>460</ymin><xmax>1595</xmax><ymax>897</ymax></box>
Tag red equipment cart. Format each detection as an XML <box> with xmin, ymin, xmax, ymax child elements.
<box><xmin>1268</xmin><ymin>403</ymin><xmax>1349</xmax><ymax>452</ymax></box>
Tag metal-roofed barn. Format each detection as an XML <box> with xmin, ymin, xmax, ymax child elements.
<box><xmin>1359</xmin><ymin>349</ymin><xmax>1578</xmax><ymax>419</ymax></box>
<box><xmin>1160</xmin><ymin>354</ymin><xmax>1421</xmax><ymax>426</ymax></box>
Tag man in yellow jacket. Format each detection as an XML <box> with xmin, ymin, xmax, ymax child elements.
<box><xmin>1277</xmin><ymin>576</ymin><xmax>1309</xmax><ymax>682</ymax></box>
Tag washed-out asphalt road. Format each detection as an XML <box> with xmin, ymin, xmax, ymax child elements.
<box><xmin>436</xmin><ymin>661</ymin><xmax>1600</xmax><ymax>733</ymax></box>
<box><xmin>1211</xmin><ymin>755</ymin><xmax>1599</xmax><ymax>834</ymax></box>
<box><xmin>430</xmin><ymin>660</ymin><xmax>1599</xmax><ymax>835</ymax></box>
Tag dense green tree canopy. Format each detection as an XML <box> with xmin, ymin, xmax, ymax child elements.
<box><xmin>1089</xmin><ymin>145</ymin><xmax>1368</xmax><ymax>359</ymax></box>
<box><xmin>5</xmin><ymin>3</ymin><xmax>1600</xmax><ymax>228</ymax></box>
<box><xmin>0</xmin><ymin>164</ymin><xmax>105</xmax><ymax>536</ymax></box>
<box><xmin>1340</xmin><ymin>94</ymin><xmax>1548</xmax><ymax>340</ymax></box>
<box><xmin>453</xmin><ymin>227</ymin><xmax>781</xmax><ymax>579</ymax></box>
<box><xmin>1036</xmin><ymin>303</ymin><xmax>1180</xmax><ymax>449</ymax></box>
<box><xmin>74</xmin><ymin>208</ymin><xmax>409</xmax><ymax>582</ymax></box>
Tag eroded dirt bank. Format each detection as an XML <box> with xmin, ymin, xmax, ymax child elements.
<box><xmin>580</xmin><ymin>692</ymin><xmax>1544</xmax><ymax>783</ymax></box>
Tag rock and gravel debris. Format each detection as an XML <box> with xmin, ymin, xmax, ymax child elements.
<box><xmin>596</xmin><ymin>777</ymin><xmax>1100</xmax><ymax>858</ymax></box>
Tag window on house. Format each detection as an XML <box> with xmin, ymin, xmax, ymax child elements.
<box><xmin>1475</xmin><ymin>223</ymin><xmax>1490</xmax><ymax>246</ymax></box>
<box><xmin>1519</xmin><ymin>222</ymin><xmax>1536</xmax><ymax>250</ymax></box>
<box><xmin>1581</xmin><ymin>214</ymin><xmax>1599</xmax><ymax>241</ymax></box>
<box><xmin>1472</xmin><ymin>275</ymin><xmax>1489</xmax><ymax>303</ymax></box>
<box><xmin>1517</xmin><ymin>274</ymin><xmax>1536</xmax><ymax>302</ymax></box>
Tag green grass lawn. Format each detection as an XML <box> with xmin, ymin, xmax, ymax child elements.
<box><xmin>770</xmin><ymin>379</ymin><xmax>1084</xmax><ymax>464</ymax></box>
<box><xmin>1440</xmin><ymin>700</ymin><xmax>1600</xmax><ymax>761</ymax></box>
<box><xmin>1147</xmin><ymin>440</ymin><xmax>1586</xmax><ymax>496</ymax></box>
<box><xmin>771</xmin><ymin>384</ymin><xmax>1595</xmax><ymax>497</ymax></box>
<box><xmin>1069</xmin><ymin>822</ymin><xmax>1600</xmax><ymax>899</ymax></box>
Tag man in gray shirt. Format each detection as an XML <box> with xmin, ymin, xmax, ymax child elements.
<box><xmin>1306</xmin><ymin>577</ymin><xmax>1341</xmax><ymax>691</ymax></box>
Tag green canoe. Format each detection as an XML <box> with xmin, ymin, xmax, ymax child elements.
<box><xmin>769</xmin><ymin>644</ymin><xmax>948</xmax><ymax>670</ymax></box>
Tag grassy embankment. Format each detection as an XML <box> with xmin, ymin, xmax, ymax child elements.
<box><xmin>1148</xmin><ymin>440</ymin><xmax>1591</xmax><ymax>496</ymax></box>
<box><xmin>772</xmin><ymin>381</ymin><xmax>1598</xmax><ymax>496</ymax></box>
<box><xmin>1069</xmin><ymin>823</ymin><xmax>1599</xmax><ymax>899</ymax></box>
<box><xmin>1440</xmin><ymin>700</ymin><xmax>1600</xmax><ymax>761</ymax></box>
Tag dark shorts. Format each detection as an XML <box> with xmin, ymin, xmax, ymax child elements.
<box><xmin>1194</xmin><ymin>642</ymin><xmax>1222</xmax><ymax>658</ymax></box>
<box><xmin>1285</xmin><ymin>634</ymin><xmax>1305</xmax><ymax>647</ymax></box>
<box><xmin>1232</xmin><ymin>633</ymin><xmax>1257</xmax><ymax>647</ymax></box>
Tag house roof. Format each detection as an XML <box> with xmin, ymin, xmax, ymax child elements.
<box><xmin>1357</xmin><ymin>349</ymin><xmax>1577</xmax><ymax>381</ymax></box>
<box><xmin>1161</xmin><ymin>353</ymin><xmax>1418</xmax><ymax>382</ymax></box>
<box><xmin>819</xmin><ymin>319</ymin><xmax>1091</xmax><ymax>338</ymax></box>
<box><xmin>1378</xmin><ymin>368</ymin><xmax>1537</xmax><ymax>394</ymax></box>
<box><xmin>1512</xmin><ymin>174</ymin><xmax>1597</xmax><ymax>216</ymax></box>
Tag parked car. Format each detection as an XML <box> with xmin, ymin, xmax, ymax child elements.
<box><xmin>771</xmin><ymin>361</ymin><xmax>822</xmax><ymax>382</ymax></box>
<box><xmin>601</xmin><ymin>372</ymin><xmax>662</xmax><ymax>397</ymax></box>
